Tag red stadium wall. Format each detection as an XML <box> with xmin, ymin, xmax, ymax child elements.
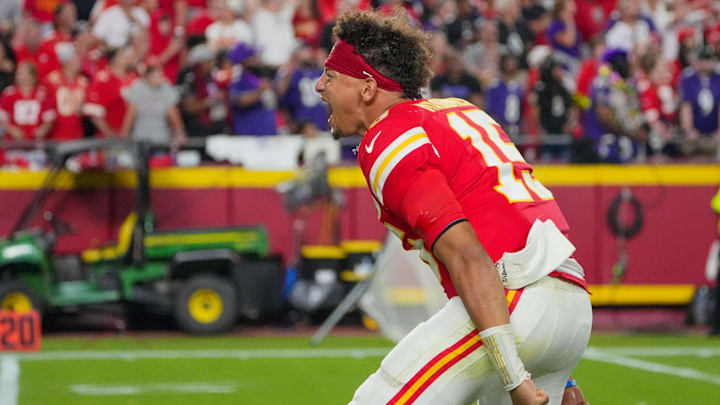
<box><xmin>1</xmin><ymin>165</ymin><xmax>718</xmax><ymax>305</ymax></box>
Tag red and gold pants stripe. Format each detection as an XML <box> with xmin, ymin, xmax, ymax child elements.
<box><xmin>387</xmin><ymin>288</ymin><xmax>524</xmax><ymax>405</ymax></box>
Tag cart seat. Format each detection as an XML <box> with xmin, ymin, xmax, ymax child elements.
<box><xmin>81</xmin><ymin>212</ymin><xmax>138</xmax><ymax>263</ymax></box>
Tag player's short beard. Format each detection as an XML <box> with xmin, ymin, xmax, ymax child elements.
<box><xmin>331</xmin><ymin>128</ymin><xmax>344</xmax><ymax>140</ymax></box>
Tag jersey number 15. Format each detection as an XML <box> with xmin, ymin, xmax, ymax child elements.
<box><xmin>447</xmin><ymin>109</ymin><xmax>554</xmax><ymax>203</ymax></box>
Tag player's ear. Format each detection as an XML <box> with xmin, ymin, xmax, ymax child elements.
<box><xmin>361</xmin><ymin>78</ymin><xmax>378</xmax><ymax>102</ymax></box>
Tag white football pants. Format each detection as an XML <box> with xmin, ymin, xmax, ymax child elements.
<box><xmin>349</xmin><ymin>275</ymin><xmax>592</xmax><ymax>405</ymax></box>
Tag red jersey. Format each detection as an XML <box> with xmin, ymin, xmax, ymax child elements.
<box><xmin>35</xmin><ymin>30</ymin><xmax>73</xmax><ymax>79</ymax></box>
<box><xmin>44</xmin><ymin>70</ymin><xmax>88</xmax><ymax>140</ymax></box>
<box><xmin>357</xmin><ymin>98</ymin><xmax>570</xmax><ymax>298</ymax></box>
<box><xmin>149</xmin><ymin>10</ymin><xmax>181</xmax><ymax>82</ymax></box>
<box><xmin>13</xmin><ymin>45</ymin><xmax>41</xmax><ymax>66</ymax></box>
<box><xmin>637</xmin><ymin>76</ymin><xmax>677</xmax><ymax>124</ymax></box>
<box><xmin>83</xmin><ymin>69</ymin><xmax>134</xmax><ymax>135</ymax></box>
<box><xmin>0</xmin><ymin>85</ymin><xmax>55</xmax><ymax>140</ymax></box>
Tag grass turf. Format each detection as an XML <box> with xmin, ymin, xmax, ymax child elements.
<box><xmin>6</xmin><ymin>333</ymin><xmax>720</xmax><ymax>404</ymax></box>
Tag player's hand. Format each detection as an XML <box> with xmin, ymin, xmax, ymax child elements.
<box><xmin>561</xmin><ymin>385</ymin><xmax>590</xmax><ymax>405</ymax></box>
<box><xmin>509</xmin><ymin>380</ymin><xmax>549</xmax><ymax>405</ymax></box>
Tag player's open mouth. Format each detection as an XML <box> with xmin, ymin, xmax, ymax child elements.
<box><xmin>324</xmin><ymin>102</ymin><xmax>334</xmax><ymax>128</ymax></box>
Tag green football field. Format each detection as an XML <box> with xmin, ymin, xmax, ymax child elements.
<box><xmin>2</xmin><ymin>332</ymin><xmax>719</xmax><ymax>404</ymax></box>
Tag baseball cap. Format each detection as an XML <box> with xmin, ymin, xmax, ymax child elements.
<box><xmin>228</xmin><ymin>42</ymin><xmax>258</xmax><ymax>64</ymax></box>
<box><xmin>187</xmin><ymin>44</ymin><xmax>214</xmax><ymax>65</ymax></box>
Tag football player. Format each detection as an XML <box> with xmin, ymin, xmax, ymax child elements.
<box><xmin>315</xmin><ymin>11</ymin><xmax>592</xmax><ymax>405</ymax></box>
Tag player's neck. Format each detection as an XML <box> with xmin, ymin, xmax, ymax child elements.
<box><xmin>362</xmin><ymin>95</ymin><xmax>408</xmax><ymax>134</ymax></box>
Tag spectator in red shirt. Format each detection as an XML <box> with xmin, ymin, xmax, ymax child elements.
<box><xmin>35</xmin><ymin>2</ymin><xmax>77</xmax><ymax>79</ymax></box>
<box><xmin>637</xmin><ymin>49</ymin><xmax>677</xmax><ymax>146</ymax></box>
<box><xmin>44</xmin><ymin>43</ymin><xmax>88</xmax><ymax>141</ymax></box>
<box><xmin>671</xmin><ymin>27</ymin><xmax>698</xmax><ymax>89</ymax></box>
<box><xmin>0</xmin><ymin>62</ymin><xmax>55</xmax><ymax>140</ymax></box>
<box><xmin>12</xmin><ymin>18</ymin><xmax>43</xmax><ymax>67</ymax></box>
<box><xmin>293</xmin><ymin>0</ymin><xmax>323</xmax><ymax>48</ymax></box>
<box><xmin>82</xmin><ymin>47</ymin><xmax>136</xmax><ymax>137</ymax></box>
<box><xmin>148</xmin><ymin>9</ymin><xmax>183</xmax><ymax>83</ymax></box>
<box><xmin>574</xmin><ymin>34</ymin><xmax>606</xmax><ymax>110</ymax></box>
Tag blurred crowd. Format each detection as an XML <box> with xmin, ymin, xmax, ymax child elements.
<box><xmin>0</xmin><ymin>0</ymin><xmax>719</xmax><ymax>164</ymax></box>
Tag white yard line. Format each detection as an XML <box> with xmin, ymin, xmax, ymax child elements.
<box><xmin>583</xmin><ymin>347</ymin><xmax>720</xmax><ymax>386</ymax></box>
<box><xmin>70</xmin><ymin>382</ymin><xmax>238</xmax><ymax>396</ymax></box>
<box><xmin>14</xmin><ymin>345</ymin><xmax>720</xmax><ymax>362</ymax></box>
<box><xmin>17</xmin><ymin>347</ymin><xmax>391</xmax><ymax>361</ymax></box>
<box><xmin>590</xmin><ymin>346</ymin><xmax>720</xmax><ymax>358</ymax></box>
<box><xmin>0</xmin><ymin>356</ymin><xmax>19</xmax><ymax>405</ymax></box>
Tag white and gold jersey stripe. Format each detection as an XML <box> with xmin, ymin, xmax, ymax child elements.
<box><xmin>368</xmin><ymin>126</ymin><xmax>431</xmax><ymax>204</ymax></box>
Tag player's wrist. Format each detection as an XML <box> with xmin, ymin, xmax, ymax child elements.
<box><xmin>479</xmin><ymin>324</ymin><xmax>530</xmax><ymax>391</ymax></box>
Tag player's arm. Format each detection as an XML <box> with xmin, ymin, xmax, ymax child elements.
<box><xmin>394</xmin><ymin>167</ymin><xmax>546</xmax><ymax>405</ymax></box>
<box><xmin>432</xmin><ymin>220</ymin><xmax>547</xmax><ymax>405</ymax></box>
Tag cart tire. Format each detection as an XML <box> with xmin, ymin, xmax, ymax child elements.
<box><xmin>174</xmin><ymin>275</ymin><xmax>238</xmax><ymax>334</ymax></box>
<box><xmin>0</xmin><ymin>280</ymin><xmax>42</xmax><ymax>315</ymax></box>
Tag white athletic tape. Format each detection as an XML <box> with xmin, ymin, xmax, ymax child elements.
<box><xmin>479</xmin><ymin>324</ymin><xmax>530</xmax><ymax>391</ymax></box>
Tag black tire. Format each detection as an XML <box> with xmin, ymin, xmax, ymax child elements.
<box><xmin>174</xmin><ymin>275</ymin><xmax>238</xmax><ymax>334</ymax></box>
<box><xmin>0</xmin><ymin>280</ymin><xmax>43</xmax><ymax>315</ymax></box>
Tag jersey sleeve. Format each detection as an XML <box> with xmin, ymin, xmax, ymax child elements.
<box><xmin>367</xmin><ymin>124</ymin><xmax>466</xmax><ymax>249</ymax></box>
<box><xmin>401</xmin><ymin>168</ymin><xmax>468</xmax><ymax>250</ymax></box>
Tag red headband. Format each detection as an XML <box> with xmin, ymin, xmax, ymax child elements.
<box><xmin>325</xmin><ymin>40</ymin><xmax>404</xmax><ymax>93</ymax></box>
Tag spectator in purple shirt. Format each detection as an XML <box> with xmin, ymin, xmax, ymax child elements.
<box><xmin>276</xmin><ymin>45</ymin><xmax>328</xmax><ymax>134</ymax></box>
<box><xmin>484</xmin><ymin>53</ymin><xmax>524</xmax><ymax>137</ymax></box>
<box><xmin>546</xmin><ymin>0</ymin><xmax>581</xmax><ymax>73</ymax></box>
<box><xmin>228</xmin><ymin>42</ymin><xmax>278</xmax><ymax>136</ymax></box>
<box><xmin>582</xmin><ymin>49</ymin><xmax>648</xmax><ymax>162</ymax></box>
<box><xmin>679</xmin><ymin>45</ymin><xmax>720</xmax><ymax>156</ymax></box>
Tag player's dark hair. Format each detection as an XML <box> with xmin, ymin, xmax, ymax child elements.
<box><xmin>333</xmin><ymin>10</ymin><xmax>433</xmax><ymax>99</ymax></box>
